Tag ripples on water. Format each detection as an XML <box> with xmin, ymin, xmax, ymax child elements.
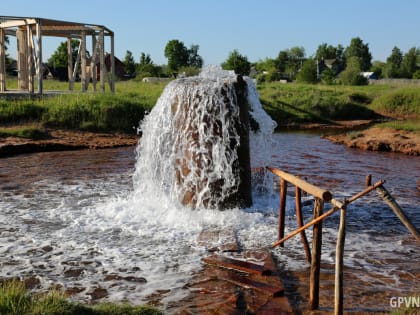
<box><xmin>0</xmin><ymin>133</ymin><xmax>419</xmax><ymax>312</ymax></box>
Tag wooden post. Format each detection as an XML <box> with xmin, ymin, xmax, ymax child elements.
<box><xmin>81</xmin><ymin>31</ymin><xmax>87</xmax><ymax>92</ymax></box>
<box><xmin>110</xmin><ymin>31</ymin><xmax>115</xmax><ymax>93</ymax></box>
<box><xmin>376</xmin><ymin>185</ymin><xmax>420</xmax><ymax>243</ymax></box>
<box><xmin>36</xmin><ymin>20</ymin><xmax>42</xmax><ymax>94</ymax></box>
<box><xmin>99</xmin><ymin>30</ymin><xmax>105</xmax><ymax>92</ymax></box>
<box><xmin>0</xmin><ymin>28</ymin><xmax>6</xmax><ymax>92</ymax></box>
<box><xmin>17</xmin><ymin>27</ymin><xmax>28</xmax><ymax>91</ymax></box>
<box><xmin>67</xmin><ymin>37</ymin><xmax>74</xmax><ymax>90</ymax></box>
<box><xmin>334</xmin><ymin>207</ymin><xmax>346</xmax><ymax>315</ymax></box>
<box><xmin>295</xmin><ymin>186</ymin><xmax>311</xmax><ymax>262</ymax></box>
<box><xmin>309</xmin><ymin>197</ymin><xmax>323</xmax><ymax>310</ymax></box>
<box><xmin>91</xmin><ymin>35</ymin><xmax>97</xmax><ymax>91</ymax></box>
<box><xmin>278</xmin><ymin>179</ymin><xmax>287</xmax><ymax>245</ymax></box>
<box><xmin>27</xmin><ymin>25</ymin><xmax>34</xmax><ymax>93</ymax></box>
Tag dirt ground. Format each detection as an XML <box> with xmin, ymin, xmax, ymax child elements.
<box><xmin>1</xmin><ymin>122</ymin><xmax>419</xmax><ymax>157</ymax></box>
<box><xmin>0</xmin><ymin>128</ymin><xmax>140</xmax><ymax>157</ymax></box>
<box><xmin>323</xmin><ymin>126</ymin><xmax>420</xmax><ymax>156</ymax></box>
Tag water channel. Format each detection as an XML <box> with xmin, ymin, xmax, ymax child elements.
<box><xmin>0</xmin><ymin>132</ymin><xmax>419</xmax><ymax>312</ymax></box>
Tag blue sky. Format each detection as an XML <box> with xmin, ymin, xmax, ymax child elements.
<box><xmin>3</xmin><ymin>0</ymin><xmax>420</xmax><ymax>65</ymax></box>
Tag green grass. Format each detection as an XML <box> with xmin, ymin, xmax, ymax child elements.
<box><xmin>0</xmin><ymin>124</ymin><xmax>50</xmax><ymax>139</ymax></box>
<box><xmin>375</xmin><ymin>119</ymin><xmax>420</xmax><ymax>132</ymax></box>
<box><xmin>0</xmin><ymin>280</ymin><xmax>163</xmax><ymax>315</ymax></box>
<box><xmin>0</xmin><ymin>79</ymin><xmax>167</xmax><ymax>133</ymax></box>
<box><xmin>257</xmin><ymin>82</ymin><xmax>384</xmax><ymax>128</ymax></box>
<box><xmin>2</xmin><ymin>77</ymin><xmax>419</xmax><ymax>133</ymax></box>
<box><xmin>370</xmin><ymin>87</ymin><xmax>420</xmax><ymax>117</ymax></box>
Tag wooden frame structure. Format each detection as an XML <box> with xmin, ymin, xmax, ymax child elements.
<box><xmin>0</xmin><ymin>16</ymin><xmax>115</xmax><ymax>94</ymax></box>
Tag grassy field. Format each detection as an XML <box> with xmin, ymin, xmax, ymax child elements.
<box><xmin>0</xmin><ymin>280</ymin><xmax>162</xmax><ymax>315</ymax></box>
<box><xmin>1</xmin><ymin>77</ymin><xmax>419</xmax><ymax>138</ymax></box>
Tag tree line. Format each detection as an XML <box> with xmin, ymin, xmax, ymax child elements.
<box><xmin>4</xmin><ymin>35</ymin><xmax>420</xmax><ymax>85</ymax></box>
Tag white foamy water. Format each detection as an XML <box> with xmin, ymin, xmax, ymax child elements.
<box><xmin>0</xmin><ymin>68</ymin><xmax>419</xmax><ymax>311</ymax></box>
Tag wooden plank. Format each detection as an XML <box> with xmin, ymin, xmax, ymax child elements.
<box><xmin>267</xmin><ymin>166</ymin><xmax>332</xmax><ymax>201</ymax></box>
<box><xmin>203</xmin><ymin>254</ymin><xmax>272</xmax><ymax>276</ymax></box>
<box><xmin>334</xmin><ymin>207</ymin><xmax>346</xmax><ymax>315</ymax></box>
<box><xmin>220</xmin><ymin>273</ymin><xmax>284</xmax><ymax>297</ymax></box>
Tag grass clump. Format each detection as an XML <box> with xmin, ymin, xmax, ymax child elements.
<box><xmin>375</xmin><ymin>119</ymin><xmax>420</xmax><ymax>132</ymax></box>
<box><xmin>0</xmin><ymin>124</ymin><xmax>50</xmax><ymax>139</ymax></box>
<box><xmin>370</xmin><ymin>87</ymin><xmax>420</xmax><ymax>117</ymax></box>
<box><xmin>0</xmin><ymin>280</ymin><xmax>163</xmax><ymax>315</ymax></box>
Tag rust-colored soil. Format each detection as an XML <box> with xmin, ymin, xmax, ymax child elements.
<box><xmin>0</xmin><ymin>129</ymin><xmax>139</xmax><ymax>157</ymax></box>
<box><xmin>324</xmin><ymin>127</ymin><xmax>420</xmax><ymax>156</ymax></box>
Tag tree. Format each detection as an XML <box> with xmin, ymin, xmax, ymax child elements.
<box><xmin>284</xmin><ymin>46</ymin><xmax>305</xmax><ymax>81</ymax></box>
<box><xmin>164</xmin><ymin>39</ymin><xmax>189</xmax><ymax>73</ymax></box>
<box><xmin>296</xmin><ymin>58</ymin><xmax>318</xmax><ymax>83</ymax></box>
<box><xmin>221</xmin><ymin>49</ymin><xmax>251</xmax><ymax>76</ymax></box>
<box><xmin>47</xmin><ymin>40</ymin><xmax>82</xmax><ymax>68</ymax></box>
<box><xmin>164</xmin><ymin>40</ymin><xmax>203</xmax><ymax>75</ymax></box>
<box><xmin>123</xmin><ymin>50</ymin><xmax>136</xmax><ymax>76</ymax></box>
<box><xmin>384</xmin><ymin>46</ymin><xmax>403</xmax><ymax>78</ymax></box>
<box><xmin>187</xmin><ymin>44</ymin><xmax>203</xmax><ymax>68</ymax></box>
<box><xmin>136</xmin><ymin>52</ymin><xmax>164</xmax><ymax>78</ymax></box>
<box><xmin>344</xmin><ymin>37</ymin><xmax>372</xmax><ymax>71</ymax></box>
<box><xmin>255</xmin><ymin>58</ymin><xmax>280</xmax><ymax>82</ymax></box>
<box><xmin>315</xmin><ymin>43</ymin><xmax>345</xmax><ymax>74</ymax></box>
<box><xmin>339</xmin><ymin>56</ymin><xmax>367</xmax><ymax>85</ymax></box>
<box><xmin>275</xmin><ymin>50</ymin><xmax>288</xmax><ymax>74</ymax></box>
<box><xmin>401</xmin><ymin>47</ymin><xmax>420</xmax><ymax>78</ymax></box>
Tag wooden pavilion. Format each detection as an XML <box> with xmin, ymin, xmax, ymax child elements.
<box><xmin>0</xmin><ymin>16</ymin><xmax>115</xmax><ymax>94</ymax></box>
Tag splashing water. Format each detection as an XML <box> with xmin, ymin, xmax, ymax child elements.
<box><xmin>133</xmin><ymin>66</ymin><xmax>276</xmax><ymax>210</ymax></box>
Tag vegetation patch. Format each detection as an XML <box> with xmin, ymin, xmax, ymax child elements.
<box><xmin>0</xmin><ymin>279</ymin><xmax>162</xmax><ymax>315</ymax></box>
<box><xmin>370</xmin><ymin>87</ymin><xmax>420</xmax><ymax>117</ymax></box>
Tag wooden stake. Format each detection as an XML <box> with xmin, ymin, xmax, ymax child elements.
<box><xmin>278</xmin><ymin>179</ymin><xmax>287</xmax><ymax>245</ymax></box>
<box><xmin>309</xmin><ymin>197</ymin><xmax>323</xmax><ymax>310</ymax></box>
<box><xmin>295</xmin><ymin>186</ymin><xmax>311</xmax><ymax>262</ymax></box>
<box><xmin>334</xmin><ymin>207</ymin><xmax>346</xmax><ymax>315</ymax></box>
<box><xmin>376</xmin><ymin>185</ymin><xmax>420</xmax><ymax>243</ymax></box>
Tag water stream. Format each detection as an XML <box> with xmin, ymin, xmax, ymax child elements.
<box><xmin>0</xmin><ymin>70</ymin><xmax>419</xmax><ymax>312</ymax></box>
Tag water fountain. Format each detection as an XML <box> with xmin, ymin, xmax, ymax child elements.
<box><xmin>134</xmin><ymin>66</ymin><xmax>276</xmax><ymax>210</ymax></box>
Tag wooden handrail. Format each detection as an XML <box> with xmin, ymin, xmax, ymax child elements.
<box><xmin>271</xmin><ymin>180</ymin><xmax>385</xmax><ymax>248</ymax></box>
<box><xmin>267</xmin><ymin>166</ymin><xmax>332</xmax><ymax>201</ymax></box>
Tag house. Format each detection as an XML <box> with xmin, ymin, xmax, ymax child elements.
<box><xmin>87</xmin><ymin>54</ymin><xmax>127</xmax><ymax>81</ymax></box>
<box><xmin>360</xmin><ymin>72</ymin><xmax>377</xmax><ymax>80</ymax></box>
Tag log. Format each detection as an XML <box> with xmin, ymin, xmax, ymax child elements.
<box><xmin>295</xmin><ymin>187</ymin><xmax>311</xmax><ymax>262</ymax></box>
<box><xmin>267</xmin><ymin>167</ymin><xmax>332</xmax><ymax>201</ymax></box>
<box><xmin>220</xmin><ymin>273</ymin><xmax>284</xmax><ymax>297</ymax></box>
<box><xmin>278</xmin><ymin>179</ymin><xmax>287</xmax><ymax>245</ymax></box>
<box><xmin>334</xmin><ymin>207</ymin><xmax>346</xmax><ymax>315</ymax></box>
<box><xmin>376</xmin><ymin>185</ymin><xmax>420</xmax><ymax>243</ymax></box>
<box><xmin>309</xmin><ymin>197</ymin><xmax>323</xmax><ymax>310</ymax></box>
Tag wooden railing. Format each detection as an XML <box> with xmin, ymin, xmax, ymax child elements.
<box><xmin>266</xmin><ymin>166</ymin><xmax>420</xmax><ymax>315</ymax></box>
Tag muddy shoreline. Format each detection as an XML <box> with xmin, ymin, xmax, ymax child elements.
<box><xmin>1</xmin><ymin>121</ymin><xmax>419</xmax><ymax>157</ymax></box>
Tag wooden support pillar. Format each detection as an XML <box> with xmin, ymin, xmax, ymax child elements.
<box><xmin>81</xmin><ymin>31</ymin><xmax>87</xmax><ymax>92</ymax></box>
<box><xmin>91</xmin><ymin>35</ymin><xmax>97</xmax><ymax>91</ymax></box>
<box><xmin>67</xmin><ymin>37</ymin><xmax>74</xmax><ymax>90</ymax></box>
<box><xmin>334</xmin><ymin>207</ymin><xmax>346</xmax><ymax>315</ymax></box>
<box><xmin>27</xmin><ymin>25</ymin><xmax>34</xmax><ymax>93</ymax></box>
<box><xmin>110</xmin><ymin>32</ymin><xmax>115</xmax><ymax>93</ymax></box>
<box><xmin>278</xmin><ymin>179</ymin><xmax>287</xmax><ymax>245</ymax></box>
<box><xmin>0</xmin><ymin>28</ymin><xmax>6</xmax><ymax>92</ymax></box>
<box><xmin>376</xmin><ymin>185</ymin><xmax>420</xmax><ymax>243</ymax></box>
<box><xmin>309</xmin><ymin>197</ymin><xmax>324</xmax><ymax>310</ymax></box>
<box><xmin>36</xmin><ymin>20</ymin><xmax>42</xmax><ymax>94</ymax></box>
<box><xmin>295</xmin><ymin>187</ymin><xmax>311</xmax><ymax>262</ymax></box>
<box><xmin>17</xmin><ymin>27</ymin><xmax>28</xmax><ymax>91</ymax></box>
<box><xmin>99</xmin><ymin>29</ymin><xmax>105</xmax><ymax>92</ymax></box>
